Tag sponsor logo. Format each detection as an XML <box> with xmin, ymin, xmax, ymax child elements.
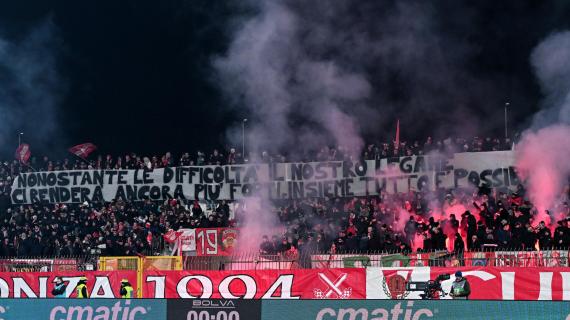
<box><xmin>315</xmin><ymin>301</ymin><xmax>433</xmax><ymax>320</ymax></box>
<box><xmin>49</xmin><ymin>300</ymin><xmax>149</xmax><ymax>320</ymax></box>
<box><xmin>192</xmin><ymin>300</ymin><xmax>236</xmax><ymax>309</ymax></box>
<box><xmin>313</xmin><ymin>273</ymin><xmax>352</xmax><ymax>299</ymax></box>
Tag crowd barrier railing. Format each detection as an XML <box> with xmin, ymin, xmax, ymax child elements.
<box><xmin>182</xmin><ymin>248</ymin><xmax>570</xmax><ymax>270</ymax></box>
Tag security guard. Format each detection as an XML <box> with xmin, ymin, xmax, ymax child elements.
<box><xmin>76</xmin><ymin>276</ymin><xmax>89</xmax><ymax>298</ymax></box>
<box><xmin>450</xmin><ymin>271</ymin><xmax>471</xmax><ymax>299</ymax></box>
<box><xmin>120</xmin><ymin>279</ymin><xmax>134</xmax><ymax>298</ymax></box>
<box><xmin>52</xmin><ymin>277</ymin><xmax>67</xmax><ymax>298</ymax></box>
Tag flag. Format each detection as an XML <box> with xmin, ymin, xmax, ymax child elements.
<box><xmin>395</xmin><ymin>119</ymin><xmax>400</xmax><ymax>147</ymax></box>
<box><xmin>15</xmin><ymin>143</ymin><xmax>31</xmax><ymax>164</ymax></box>
<box><xmin>69</xmin><ymin>143</ymin><xmax>97</xmax><ymax>159</ymax></box>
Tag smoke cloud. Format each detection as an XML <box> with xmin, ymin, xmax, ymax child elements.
<box><xmin>214</xmin><ymin>0</ymin><xmax>502</xmax><ymax>157</ymax></box>
<box><xmin>515</xmin><ymin>31</ymin><xmax>570</xmax><ymax>225</ymax></box>
<box><xmin>0</xmin><ymin>18</ymin><xmax>64</xmax><ymax>154</ymax></box>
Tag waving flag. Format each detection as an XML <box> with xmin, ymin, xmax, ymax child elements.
<box><xmin>69</xmin><ymin>143</ymin><xmax>97</xmax><ymax>159</ymax></box>
<box><xmin>15</xmin><ymin>143</ymin><xmax>31</xmax><ymax>164</ymax></box>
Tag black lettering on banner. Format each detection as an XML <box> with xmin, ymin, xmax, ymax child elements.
<box><xmin>345</xmin><ymin>178</ymin><xmax>354</xmax><ymax>196</ymax></box>
<box><xmin>17</xmin><ymin>174</ymin><xmax>26</xmax><ymax>188</ymax></box>
<box><xmin>59</xmin><ymin>187</ymin><xmax>70</xmax><ymax>202</ymax></box>
<box><xmin>117</xmin><ymin>171</ymin><xmax>128</xmax><ymax>184</ymax></box>
<box><xmin>11</xmin><ymin>189</ymin><xmax>25</xmax><ymax>204</ymax></box>
<box><xmin>80</xmin><ymin>172</ymin><xmax>93</xmax><ymax>185</ymax></box>
<box><xmin>334</xmin><ymin>180</ymin><xmax>344</xmax><ymax>196</ymax></box>
<box><xmin>38</xmin><ymin>189</ymin><xmax>48</xmax><ymax>202</ymax></box>
<box><xmin>342</xmin><ymin>162</ymin><xmax>356</xmax><ymax>178</ymax></box>
<box><xmin>468</xmin><ymin>171</ymin><xmax>480</xmax><ymax>187</ymax></box>
<box><xmin>400</xmin><ymin>157</ymin><xmax>413</xmax><ymax>173</ymax></box>
<box><xmin>46</xmin><ymin>173</ymin><xmax>57</xmax><ymax>186</ymax></box>
<box><xmin>93</xmin><ymin>171</ymin><xmax>104</xmax><ymax>186</ymax></box>
<box><xmin>213</xmin><ymin>167</ymin><xmax>225</xmax><ymax>184</ymax></box>
<box><xmin>92</xmin><ymin>186</ymin><xmax>104</xmax><ymax>202</ymax></box>
<box><xmin>71</xmin><ymin>187</ymin><xmax>82</xmax><ymax>202</ymax></box>
<box><xmin>414</xmin><ymin>156</ymin><xmax>426</xmax><ymax>173</ymax></box>
<box><xmin>241</xmin><ymin>184</ymin><xmax>253</xmax><ymax>197</ymax></box>
<box><xmin>291</xmin><ymin>164</ymin><xmax>303</xmax><ymax>181</ymax></box>
<box><xmin>163</xmin><ymin>167</ymin><xmax>174</xmax><ymax>184</ymax></box>
<box><xmin>173</xmin><ymin>185</ymin><xmax>185</xmax><ymax>200</ymax></box>
<box><xmin>416</xmin><ymin>174</ymin><xmax>429</xmax><ymax>191</ymax></box>
<box><xmin>314</xmin><ymin>163</ymin><xmax>328</xmax><ymax>180</ymax></box>
<box><xmin>323</xmin><ymin>180</ymin><xmax>334</xmax><ymax>198</ymax></box>
<box><xmin>67</xmin><ymin>172</ymin><xmax>80</xmax><ymax>185</ymax></box>
<box><xmin>115</xmin><ymin>186</ymin><xmax>127</xmax><ymax>201</ymax></box>
<box><xmin>480</xmin><ymin>169</ymin><xmax>493</xmax><ymax>188</ymax></box>
<box><xmin>139</xmin><ymin>186</ymin><xmax>150</xmax><ymax>199</ymax></box>
<box><xmin>203</xmin><ymin>168</ymin><xmax>214</xmax><ymax>183</ymax></box>
<box><xmin>208</xmin><ymin>185</ymin><xmax>221</xmax><ymax>200</ymax></box>
<box><xmin>161</xmin><ymin>186</ymin><xmax>172</xmax><ymax>199</ymax></box>
<box><xmin>435</xmin><ymin>172</ymin><xmax>445</xmax><ymax>188</ymax></box>
<box><xmin>80</xmin><ymin>188</ymin><xmax>90</xmax><ymax>202</ymax></box>
<box><xmin>223</xmin><ymin>167</ymin><xmax>235</xmax><ymax>183</ymax></box>
<box><xmin>492</xmin><ymin>168</ymin><xmax>504</xmax><ymax>187</ymax></box>
<box><xmin>305</xmin><ymin>181</ymin><xmax>318</xmax><ymax>197</ymax></box>
<box><xmin>330</xmin><ymin>162</ymin><xmax>341</xmax><ymax>178</ymax></box>
<box><xmin>189</xmin><ymin>167</ymin><xmax>200</xmax><ymax>183</ymax></box>
<box><xmin>106</xmin><ymin>170</ymin><xmax>118</xmax><ymax>184</ymax></box>
<box><xmin>149</xmin><ymin>186</ymin><xmax>161</xmax><ymax>200</ymax></box>
<box><xmin>28</xmin><ymin>174</ymin><xmax>38</xmax><ymax>187</ymax></box>
<box><xmin>292</xmin><ymin>182</ymin><xmax>304</xmax><ymax>199</ymax></box>
<box><xmin>57</xmin><ymin>172</ymin><xmax>70</xmax><ymax>186</ymax></box>
<box><xmin>48</xmin><ymin>188</ymin><xmax>59</xmax><ymax>203</ymax></box>
<box><xmin>354</xmin><ymin>161</ymin><xmax>367</xmax><ymax>176</ymax></box>
<box><xmin>144</xmin><ymin>169</ymin><xmax>154</xmax><ymax>184</ymax></box>
<box><xmin>230</xmin><ymin>166</ymin><xmax>244</xmax><ymax>184</ymax></box>
<box><xmin>229</xmin><ymin>184</ymin><xmax>240</xmax><ymax>200</ymax></box>
<box><xmin>243</xmin><ymin>166</ymin><xmax>258</xmax><ymax>183</ymax></box>
<box><xmin>194</xmin><ymin>184</ymin><xmax>205</xmax><ymax>200</ymax></box>
<box><xmin>454</xmin><ymin>168</ymin><xmax>468</xmax><ymax>187</ymax></box>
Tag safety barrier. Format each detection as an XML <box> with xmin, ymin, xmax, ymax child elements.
<box><xmin>181</xmin><ymin>249</ymin><xmax>570</xmax><ymax>270</ymax></box>
<box><xmin>0</xmin><ymin>256</ymin><xmax>98</xmax><ymax>272</ymax></box>
<box><xmin>0</xmin><ymin>299</ymin><xmax>569</xmax><ymax>320</ymax></box>
<box><xmin>99</xmin><ymin>256</ymin><xmax>182</xmax><ymax>297</ymax></box>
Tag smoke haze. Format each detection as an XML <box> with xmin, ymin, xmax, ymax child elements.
<box><xmin>0</xmin><ymin>18</ymin><xmax>65</xmax><ymax>154</ymax></box>
<box><xmin>214</xmin><ymin>0</ymin><xmax>509</xmax><ymax>156</ymax></box>
<box><xmin>515</xmin><ymin>31</ymin><xmax>570</xmax><ymax>225</ymax></box>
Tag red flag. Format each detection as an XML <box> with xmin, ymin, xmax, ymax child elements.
<box><xmin>69</xmin><ymin>143</ymin><xmax>97</xmax><ymax>159</ymax></box>
<box><xmin>395</xmin><ymin>119</ymin><xmax>400</xmax><ymax>147</ymax></box>
<box><xmin>15</xmin><ymin>143</ymin><xmax>31</xmax><ymax>164</ymax></box>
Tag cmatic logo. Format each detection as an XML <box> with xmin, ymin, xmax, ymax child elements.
<box><xmin>315</xmin><ymin>302</ymin><xmax>433</xmax><ymax>320</ymax></box>
<box><xmin>49</xmin><ymin>300</ymin><xmax>148</xmax><ymax>320</ymax></box>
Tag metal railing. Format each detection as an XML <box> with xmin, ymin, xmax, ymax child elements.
<box><xmin>0</xmin><ymin>248</ymin><xmax>567</xmax><ymax>272</ymax></box>
<box><xmin>182</xmin><ymin>248</ymin><xmax>570</xmax><ymax>270</ymax></box>
<box><xmin>0</xmin><ymin>256</ymin><xmax>98</xmax><ymax>272</ymax></box>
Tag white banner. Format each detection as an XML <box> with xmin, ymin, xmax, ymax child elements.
<box><xmin>10</xmin><ymin>151</ymin><xmax>517</xmax><ymax>204</ymax></box>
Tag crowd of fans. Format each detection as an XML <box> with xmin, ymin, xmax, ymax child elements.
<box><xmin>2</xmin><ymin>136</ymin><xmax>514</xmax><ymax>174</ymax></box>
<box><xmin>257</xmin><ymin>188</ymin><xmax>570</xmax><ymax>258</ymax></box>
<box><xmin>0</xmin><ymin>135</ymin><xmax>567</xmax><ymax>259</ymax></box>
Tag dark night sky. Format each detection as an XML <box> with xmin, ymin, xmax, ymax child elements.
<box><xmin>1</xmin><ymin>0</ymin><xmax>570</xmax><ymax>159</ymax></box>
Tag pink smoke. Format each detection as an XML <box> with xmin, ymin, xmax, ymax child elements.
<box><xmin>516</xmin><ymin>125</ymin><xmax>570</xmax><ymax>226</ymax></box>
